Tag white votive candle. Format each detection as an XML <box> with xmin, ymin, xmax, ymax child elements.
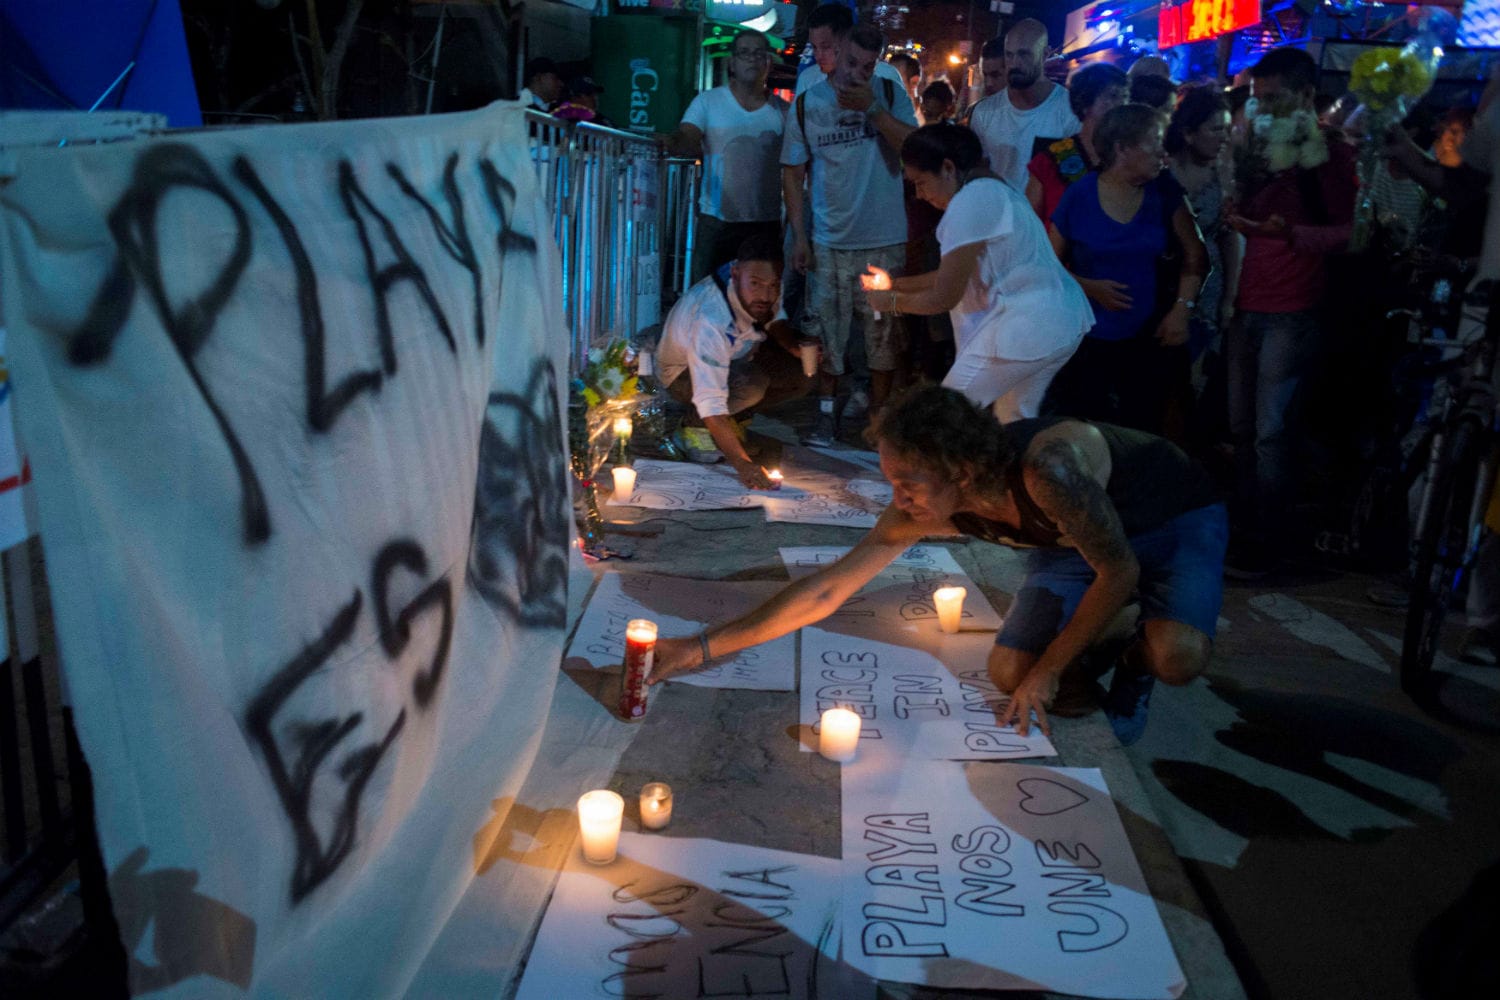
<box><xmin>612</xmin><ymin>465</ymin><xmax>637</xmax><ymax>496</ymax></box>
<box><xmin>640</xmin><ymin>782</ymin><xmax>673</xmax><ymax>830</ymax></box>
<box><xmin>767</xmin><ymin>468</ymin><xmax>784</xmax><ymax>489</ymax></box>
<box><xmin>577</xmin><ymin>789</ymin><xmax>625</xmax><ymax>864</ymax></box>
<box><xmin>819</xmin><ymin>707</ymin><xmax>862</xmax><ymax>762</ymax></box>
<box><xmin>934</xmin><ymin>585</ymin><xmax>967</xmax><ymax>634</ymax></box>
<box><xmin>613</xmin><ymin>416</ymin><xmax>633</xmax><ymax>439</ymax></box>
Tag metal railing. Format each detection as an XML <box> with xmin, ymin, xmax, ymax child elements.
<box><xmin>525</xmin><ymin>112</ymin><xmax>700</xmax><ymax>375</ymax></box>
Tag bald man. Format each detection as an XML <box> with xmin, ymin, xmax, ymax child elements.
<box><xmin>967</xmin><ymin>18</ymin><xmax>1078</xmax><ymax>191</ymax></box>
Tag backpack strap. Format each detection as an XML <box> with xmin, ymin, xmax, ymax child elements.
<box><xmin>796</xmin><ymin>91</ymin><xmax>812</xmax><ymax>182</ymax></box>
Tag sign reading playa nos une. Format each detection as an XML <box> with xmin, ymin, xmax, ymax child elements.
<box><xmin>1159</xmin><ymin>0</ymin><xmax>1261</xmax><ymax>48</ymax></box>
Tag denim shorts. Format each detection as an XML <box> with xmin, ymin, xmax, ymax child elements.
<box><xmin>995</xmin><ymin>503</ymin><xmax>1229</xmax><ymax>652</ymax></box>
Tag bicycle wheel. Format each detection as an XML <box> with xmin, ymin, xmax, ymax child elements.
<box><xmin>1402</xmin><ymin>417</ymin><xmax>1483</xmax><ymax>695</ymax></box>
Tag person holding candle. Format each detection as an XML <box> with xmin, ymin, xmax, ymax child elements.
<box><xmin>860</xmin><ymin>124</ymin><xmax>1093</xmax><ymax>422</ymax></box>
<box><xmin>656</xmin><ymin>233</ymin><xmax>819</xmax><ymax>488</ymax></box>
<box><xmin>649</xmin><ymin>385</ymin><xmax>1227</xmax><ymax>746</ymax></box>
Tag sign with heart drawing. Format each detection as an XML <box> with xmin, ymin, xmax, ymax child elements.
<box><xmin>839</xmin><ymin>760</ymin><xmax>1186</xmax><ymax>998</ymax></box>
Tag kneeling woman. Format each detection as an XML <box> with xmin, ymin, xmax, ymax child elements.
<box><xmin>650</xmin><ymin>386</ymin><xmax>1227</xmax><ymax>745</ymax></box>
<box><xmin>860</xmin><ymin>124</ymin><xmax>1094</xmax><ymax>422</ymax></box>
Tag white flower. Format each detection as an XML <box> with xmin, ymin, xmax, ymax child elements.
<box><xmin>1298</xmin><ymin>138</ymin><xmax>1329</xmax><ymax>170</ymax></box>
<box><xmin>1266</xmin><ymin>142</ymin><xmax>1299</xmax><ymax>172</ymax></box>
<box><xmin>596</xmin><ymin>369</ymin><xmax>623</xmax><ymax>398</ymax></box>
<box><xmin>1251</xmin><ymin>113</ymin><xmax>1275</xmax><ymax>136</ymax></box>
<box><xmin>587</xmin><ymin>348</ymin><xmax>605</xmax><ymax>364</ymax></box>
<box><xmin>1267</xmin><ymin>117</ymin><xmax>1298</xmax><ymax>144</ymax></box>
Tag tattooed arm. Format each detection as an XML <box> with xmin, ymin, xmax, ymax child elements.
<box><xmin>998</xmin><ymin>426</ymin><xmax>1139</xmax><ymax>733</ymax></box>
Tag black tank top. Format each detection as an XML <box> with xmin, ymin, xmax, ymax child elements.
<box><xmin>949</xmin><ymin>417</ymin><xmax>1219</xmax><ymax>549</ymax></box>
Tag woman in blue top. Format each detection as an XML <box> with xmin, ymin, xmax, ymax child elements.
<box><xmin>1046</xmin><ymin>103</ymin><xmax>1207</xmax><ymax>435</ymax></box>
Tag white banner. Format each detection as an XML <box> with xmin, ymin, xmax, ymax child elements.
<box><xmin>842</xmin><ymin>760</ymin><xmax>1185</xmax><ymax>998</ymax></box>
<box><xmin>0</xmin><ymin>102</ymin><xmax>572</xmax><ymax>996</ymax></box>
<box><xmin>516</xmin><ymin>832</ymin><xmax>876</xmax><ymax>1000</ymax></box>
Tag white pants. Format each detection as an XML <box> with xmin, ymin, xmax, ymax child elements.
<box><xmin>942</xmin><ymin>339</ymin><xmax>1080</xmax><ymax>423</ymax></box>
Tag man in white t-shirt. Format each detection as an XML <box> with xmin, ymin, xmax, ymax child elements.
<box><xmin>668</xmin><ymin>30</ymin><xmax>787</xmax><ymax>283</ymax></box>
<box><xmin>967</xmin><ymin>19</ymin><xmax>1079</xmax><ymax>191</ymax></box>
<box><xmin>782</xmin><ymin>22</ymin><xmax>918</xmax><ymax>444</ymax></box>
<box><xmin>794</xmin><ymin>3</ymin><xmax>908</xmax><ymax>97</ymax></box>
<box><xmin>657</xmin><ymin>233</ymin><xmax>816</xmax><ymax>488</ymax></box>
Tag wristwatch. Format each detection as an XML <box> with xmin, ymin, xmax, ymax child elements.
<box><xmin>1175</xmin><ymin>297</ymin><xmax>1197</xmax><ymax>311</ymax></box>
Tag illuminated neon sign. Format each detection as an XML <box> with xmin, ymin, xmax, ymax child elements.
<box><xmin>1159</xmin><ymin>0</ymin><xmax>1261</xmax><ymax>48</ymax></box>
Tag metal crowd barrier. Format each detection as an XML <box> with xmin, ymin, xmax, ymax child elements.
<box><xmin>525</xmin><ymin>111</ymin><xmax>700</xmax><ymax>375</ymax></box>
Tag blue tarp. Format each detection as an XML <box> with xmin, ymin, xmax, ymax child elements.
<box><xmin>0</xmin><ymin>0</ymin><xmax>201</xmax><ymax>127</ymax></box>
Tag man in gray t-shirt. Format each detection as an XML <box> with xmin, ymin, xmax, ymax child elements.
<box><xmin>781</xmin><ymin>21</ymin><xmax>917</xmax><ymax>445</ymax></box>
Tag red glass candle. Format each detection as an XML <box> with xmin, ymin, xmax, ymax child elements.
<box><xmin>619</xmin><ymin>618</ymin><xmax>657</xmax><ymax>720</ymax></box>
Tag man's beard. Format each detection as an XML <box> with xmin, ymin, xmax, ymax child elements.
<box><xmin>1007</xmin><ymin>66</ymin><xmax>1039</xmax><ymax>89</ymax></box>
<box><xmin>745</xmin><ymin>303</ymin><xmax>774</xmax><ymax>323</ymax></box>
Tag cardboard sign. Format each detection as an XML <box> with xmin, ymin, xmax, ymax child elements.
<box><xmin>842</xmin><ymin>760</ymin><xmax>1186</xmax><ymax>998</ymax></box>
<box><xmin>567</xmin><ymin>572</ymin><xmax>796</xmax><ymax>690</ymax></box>
<box><xmin>800</xmin><ymin>626</ymin><xmax>1055</xmax><ymax>761</ymax></box>
<box><xmin>517</xmin><ymin>832</ymin><xmax>875</xmax><ymax>1000</ymax></box>
<box><xmin>780</xmin><ymin>545</ymin><xmax>1004</xmax><ymax>633</ymax></box>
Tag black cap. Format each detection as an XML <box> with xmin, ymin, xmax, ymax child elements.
<box><xmin>569</xmin><ymin>75</ymin><xmax>603</xmax><ymax>96</ymax></box>
<box><xmin>525</xmin><ymin>57</ymin><xmax>559</xmax><ymax>82</ymax></box>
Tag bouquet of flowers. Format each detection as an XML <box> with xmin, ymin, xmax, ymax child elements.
<box><xmin>1347</xmin><ymin>37</ymin><xmax>1441</xmax><ymax>250</ymax></box>
<box><xmin>569</xmin><ymin>340</ymin><xmax>641</xmax><ymax>555</ymax></box>
<box><xmin>1235</xmin><ymin>102</ymin><xmax>1328</xmax><ymax>204</ymax></box>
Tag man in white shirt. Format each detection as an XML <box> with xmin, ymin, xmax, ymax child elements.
<box><xmin>794</xmin><ymin>3</ymin><xmax>907</xmax><ymax>97</ymax></box>
<box><xmin>782</xmin><ymin>22</ymin><xmax>918</xmax><ymax>445</ymax></box>
<box><xmin>668</xmin><ymin>30</ymin><xmax>786</xmax><ymax>283</ymax></box>
<box><xmin>658</xmin><ymin>234</ymin><xmax>816</xmax><ymax>488</ymax></box>
<box><xmin>967</xmin><ymin>19</ymin><xmax>1079</xmax><ymax>191</ymax></box>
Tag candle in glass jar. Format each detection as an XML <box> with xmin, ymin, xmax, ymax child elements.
<box><xmin>818</xmin><ymin>707</ymin><xmax>861</xmax><ymax>762</ymax></box>
<box><xmin>577</xmin><ymin>789</ymin><xmax>624</xmax><ymax>864</ymax></box>
<box><xmin>933</xmin><ymin>585</ymin><xmax>966</xmax><ymax>634</ymax></box>
<box><xmin>613</xmin><ymin>416</ymin><xmax>633</xmax><ymax>440</ymax></box>
<box><xmin>620</xmin><ymin>619</ymin><xmax>657</xmax><ymax>720</ymax></box>
<box><xmin>612</xmin><ymin>465</ymin><xmax>637</xmax><ymax>496</ymax></box>
<box><xmin>767</xmin><ymin>468</ymin><xmax>783</xmax><ymax>489</ymax></box>
<box><xmin>639</xmin><ymin>782</ymin><xmax>673</xmax><ymax>830</ymax></box>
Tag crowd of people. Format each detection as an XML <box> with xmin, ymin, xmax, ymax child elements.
<box><xmin>624</xmin><ymin>6</ymin><xmax>1499</xmax><ymax>743</ymax></box>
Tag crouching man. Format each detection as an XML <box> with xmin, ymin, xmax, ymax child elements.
<box><xmin>658</xmin><ymin>232</ymin><xmax>818</xmax><ymax>488</ymax></box>
<box><xmin>648</xmin><ymin>385</ymin><xmax>1227</xmax><ymax>744</ymax></box>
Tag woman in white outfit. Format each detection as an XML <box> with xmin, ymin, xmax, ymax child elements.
<box><xmin>861</xmin><ymin>123</ymin><xmax>1095</xmax><ymax>421</ymax></box>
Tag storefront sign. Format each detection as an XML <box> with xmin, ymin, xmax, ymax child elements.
<box><xmin>614</xmin><ymin>0</ymin><xmax>703</xmax><ymax>13</ymax></box>
<box><xmin>1159</xmin><ymin>0</ymin><xmax>1261</xmax><ymax>47</ymax></box>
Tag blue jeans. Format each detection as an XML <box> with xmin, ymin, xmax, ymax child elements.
<box><xmin>1226</xmin><ymin>309</ymin><xmax>1322</xmax><ymax>543</ymax></box>
<box><xmin>995</xmin><ymin>504</ymin><xmax>1229</xmax><ymax>653</ymax></box>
